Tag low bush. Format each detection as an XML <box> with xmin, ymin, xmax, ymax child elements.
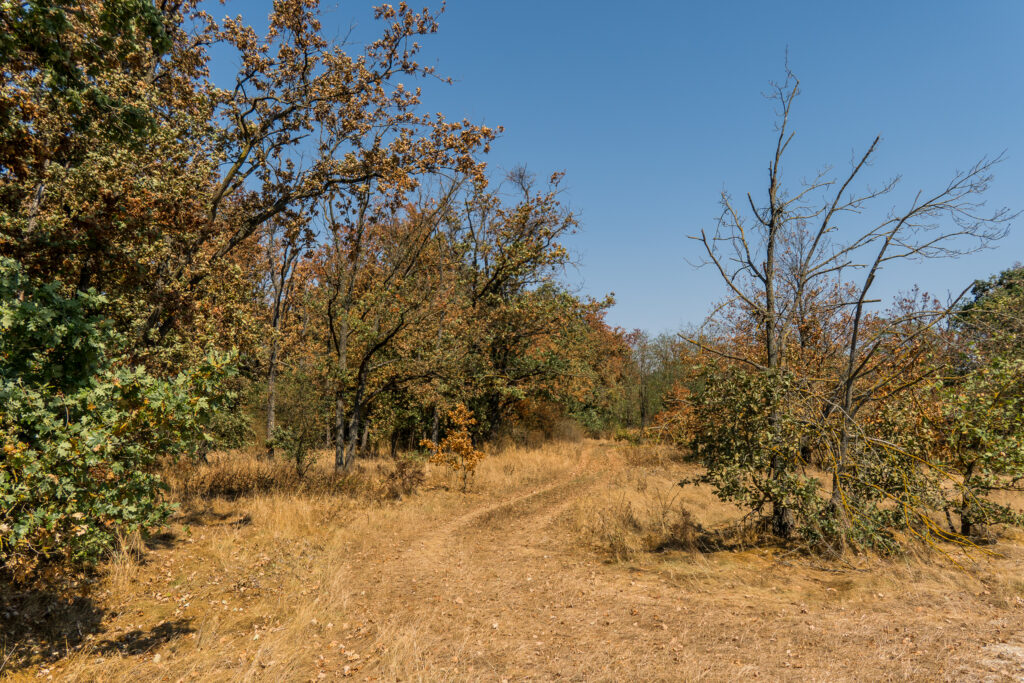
<box><xmin>570</xmin><ymin>492</ymin><xmax>703</xmax><ymax>561</ymax></box>
<box><xmin>378</xmin><ymin>457</ymin><xmax>426</xmax><ymax>500</ymax></box>
<box><xmin>0</xmin><ymin>259</ymin><xmax>235</xmax><ymax>584</ymax></box>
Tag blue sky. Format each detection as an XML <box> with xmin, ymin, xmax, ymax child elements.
<box><xmin>223</xmin><ymin>1</ymin><xmax>1024</xmax><ymax>333</ymax></box>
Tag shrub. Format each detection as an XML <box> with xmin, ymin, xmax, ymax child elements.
<box><xmin>937</xmin><ymin>357</ymin><xmax>1024</xmax><ymax>537</ymax></box>
<box><xmin>379</xmin><ymin>456</ymin><xmax>426</xmax><ymax>500</ymax></box>
<box><xmin>421</xmin><ymin>404</ymin><xmax>486</xmax><ymax>492</ymax></box>
<box><xmin>572</xmin><ymin>493</ymin><xmax>702</xmax><ymax>561</ymax></box>
<box><xmin>268</xmin><ymin>424</ymin><xmax>318</xmax><ymax>477</ymax></box>
<box><xmin>687</xmin><ymin>366</ymin><xmax>826</xmax><ymax>542</ymax></box>
<box><xmin>614</xmin><ymin>427</ymin><xmax>643</xmax><ymax>445</ymax></box>
<box><xmin>0</xmin><ymin>259</ymin><xmax>234</xmax><ymax>583</ymax></box>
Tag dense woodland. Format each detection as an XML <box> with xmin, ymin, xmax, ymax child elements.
<box><xmin>2</xmin><ymin>0</ymin><xmax>1023</xmax><ymax>591</ymax></box>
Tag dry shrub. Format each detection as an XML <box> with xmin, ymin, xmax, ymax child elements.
<box><xmin>550</xmin><ymin>418</ymin><xmax>585</xmax><ymax>443</ymax></box>
<box><xmin>166</xmin><ymin>449</ymin><xmax>375</xmax><ymax>501</ymax></box>
<box><xmin>648</xmin><ymin>383</ymin><xmax>695</xmax><ymax>445</ymax></box>
<box><xmin>378</xmin><ymin>457</ymin><xmax>426</xmax><ymax>500</ymax></box>
<box><xmin>523</xmin><ymin>428</ymin><xmax>547</xmax><ymax>449</ymax></box>
<box><xmin>621</xmin><ymin>443</ymin><xmax>682</xmax><ymax>468</ymax></box>
<box><xmin>492</xmin><ymin>425</ymin><xmax>546</xmax><ymax>450</ymax></box>
<box><xmin>170</xmin><ymin>455</ymin><xmax>282</xmax><ymax>499</ymax></box>
<box><xmin>470</xmin><ymin>441</ymin><xmax>581</xmax><ymax>492</ymax></box>
<box><xmin>613</xmin><ymin>427</ymin><xmax>644</xmax><ymax>445</ymax></box>
<box><xmin>497</xmin><ymin>399</ymin><xmax>587</xmax><ymax>447</ymax></box>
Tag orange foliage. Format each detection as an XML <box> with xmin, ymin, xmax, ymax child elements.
<box><xmin>421</xmin><ymin>405</ymin><xmax>487</xmax><ymax>491</ymax></box>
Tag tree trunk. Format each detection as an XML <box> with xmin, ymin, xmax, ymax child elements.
<box><xmin>960</xmin><ymin>460</ymin><xmax>976</xmax><ymax>537</ymax></box>
<box><xmin>334</xmin><ymin>390</ymin><xmax>348</xmax><ymax>470</ymax></box>
<box><xmin>639</xmin><ymin>378</ymin><xmax>648</xmax><ymax>429</ymax></box>
<box><xmin>771</xmin><ymin>501</ymin><xmax>794</xmax><ymax>538</ymax></box>
<box><xmin>768</xmin><ymin>450</ymin><xmax>793</xmax><ymax>539</ymax></box>
<box><xmin>344</xmin><ymin>409</ymin><xmax>360</xmax><ymax>468</ymax></box>
<box><xmin>343</xmin><ymin>370</ymin><xmax>369</xmax><ymax>467</ymax></box>
<box><xmin>830</xmin><ymin>363</ymin><xmax>857</xmax><ymax>530</ymax></box>
<box><xmin>332</xmin><ymin>315</ymin><xmax>350</xmax><ymax>471</ymax></box>
<box><xmin>263</xmin><ymin>339</ymin><xmax>278</xmax><ymax>460</ymax></box>
<box><xmin>830</xmin><ymin>427</ymin><xmax>850</xmax><ymax>511</ymax></box>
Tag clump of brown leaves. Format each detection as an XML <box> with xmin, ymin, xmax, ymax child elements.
<box><xmin>421</xmin><ymin>405</ymin><xmax>486</xmax><ymax>491</ymax></box>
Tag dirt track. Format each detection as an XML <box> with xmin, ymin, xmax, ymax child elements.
<box><xmin>318</xmin><ymin>442</ymin><xmax>1024</xmax><ymax>681</ymax></box>
<box><xmin>6</xmin><ymin>441</ymin><xmax>1024</xmax><ymax>681</ymax></box>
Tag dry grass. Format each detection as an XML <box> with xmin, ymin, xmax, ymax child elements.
<box><xmin>3</xmin><ymin>439</ymin><xmax>1024</xmax><ymax>681</ymax></box>
<box><xmin>565</xmin><ymin>470</ymin><xmax>702</xmax><ymax>560</ymax></box>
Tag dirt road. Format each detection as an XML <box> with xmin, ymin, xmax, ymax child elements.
<box><xmin>7</xmin><ymin>440</ymin><xmax>1024</xmax><ymax>681</ymax></box>
<box><xmin>318</xmin><ymin>442</ymin><xmax>1024</xmax><ymax>681</ymax></box>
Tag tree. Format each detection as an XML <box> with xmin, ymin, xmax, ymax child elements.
<box><xmin>260</xmin><ymin>217</ymin><xmax>310</xmax><ymax>458</ymax></box>
<box><xmin>933</xmin><ymin>265</ymin><xmax>1024</xmax><ymax>537</ymax></box>
<box><xmin>623</xmin><ymin>331</ymin><xmax>688</xmax><ymax>430</ymax></box>
<box><xmin>1</xmin><ymin>1</ymin><xmax>508</xmax><ymax>580</ymax></box>
<box><xmin>446</xmin><ymin>170</ymin><xmax>592</xmax><ymax>438</ymax></box>
<box><xmin>686</xmin><ymin>68</ymin><xmax>1012</xmax><ymax>549</ymax></box>
<box><xmin>956</xmin><ymin>264</ymin><xmax>1024</xmax><ymax>360</ymax></box>
<box><xmin>421</xmin><ymin>404</ymin><xmax>486</xmax><ymax>492</ymax></box>
<box><xmin>936</xmin><ymin>357</ymin><xmax>1024</xmax><ymax>537</ymax></box>
<box><xmin>2</xmin><ymin>1</ymin><xmax>497</xmax><ymax>359</ymax></box>
<box><xmin>317</xmin><ymin>182</ymin><xmax>468</xmax><ymax>470</ymax></box>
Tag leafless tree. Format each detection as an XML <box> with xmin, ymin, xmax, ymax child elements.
<box><xmin>687</xmin><ymin>67</ymin><xmax>1013</xmax><ymax>536</ymax></box>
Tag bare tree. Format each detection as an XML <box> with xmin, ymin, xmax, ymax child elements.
<box><xmin>687</xmin><ymin>67</ymin><xmax>1013</xmax><ymax>539</ymax></box>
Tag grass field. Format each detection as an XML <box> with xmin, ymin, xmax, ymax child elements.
<box><xmin>3</xmin><ymin>440</ymin><xmax>1024</xmax><ymax>681</ymax></box>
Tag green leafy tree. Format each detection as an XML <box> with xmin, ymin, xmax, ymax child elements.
<box><xmin>688</xmin><ymin>365</ymin><xmax>824</xmax><ymax>539</ymax></box>
<box><xmin>938</xmin><ymin>265</ymin><xmax>1024</xmax><ymax>536</ymax></box>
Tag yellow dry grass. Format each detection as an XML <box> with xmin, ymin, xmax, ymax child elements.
<box><xmin>3</xmin><ymin>440</ymin><xmax>1024</xmax><ymax>681</ymax></box>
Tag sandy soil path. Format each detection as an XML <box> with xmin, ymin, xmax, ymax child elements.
<box><xmin>322</xmin><ymin>443</ymin><xmax>1024</xmax><ymax>681</ymax></box>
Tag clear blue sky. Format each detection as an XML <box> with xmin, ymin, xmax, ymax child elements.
<box><xmin>223</xmin><ymin>1</ymin><xmax>1024</xmax><ymax>334</ymax></box>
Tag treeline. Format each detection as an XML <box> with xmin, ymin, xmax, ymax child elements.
<box><xmin>2</xmin><ymin>2</ymin><xmax>1021</xmax><ymax>586</ymax></box>
<box><xmin>257</xmin><ymin>169</ymin><xmax>628</xmax><ymax>472</ymax></box>
<box><xmin>0</xmin><ymin>1</ymin><xmax>629</xmax><ymax>583</ymax></box>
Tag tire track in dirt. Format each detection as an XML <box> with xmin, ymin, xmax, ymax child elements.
<box><xmin>315</xmin><ymin>440</ymin><xmax>1024</xmax><ymax>681</ymax></box>
<box><xmin>397</xmin><ymin>440</ymin><xmax>604</xmax><ymax>561</ymax></box>
<box><xmin>342</xmin><ymin>441</ymin><xmax>616</xmax><ymax>677</ymax></box>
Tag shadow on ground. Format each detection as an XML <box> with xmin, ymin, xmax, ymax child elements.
<box><xmin>90</xmin><ymin>618</ymin><xmax>194</xmax><ymax>656</ymax></box>
<box><xmin>1</xmin><ymin>582</ymin><xmax>104</xmax><ymax>673</ymax></box>
<box><xmin>0</xmin><ymin>582</ymin><xmax>193</xmax><ymax>674</ymax></box>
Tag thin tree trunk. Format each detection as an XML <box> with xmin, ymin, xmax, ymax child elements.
<box><xmin>331</xmin><ymin>311</ymin><xmax>350</xmax><ymax>470</ymax></box>
<box><xmin>765</xmin><ymin>189</ymin><xmax>792</xmax><ymax>538</ymax></box>
<box><xmin>264</xmin><ymin>339</ymin><xmax>278</xmax><ymax>460</ymax></box>
<box><xmin>342</xmin><ymin>369</ymin><xmax>368</xmax><ymax>468</ymax></box>
<box><xmin>334</xmin><ymin>390</ymin><xmax>348</xmax><ymax>470</ymax></box>
<box><xmin>344</xmin><ymin>409</ymin><xmax>360</xmax><ymax>468</ymax></box>
<box><xmin>960</xmin><ymin>460</ymin><xmax>976</xmax><ymax>537</ymax></box>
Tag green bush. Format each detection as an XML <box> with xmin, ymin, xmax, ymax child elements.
<box><xmin>687</xmin><ymin>366</ymin><xmax>825</xmax><ymax>541</ymax></box>
<box><xmin>268</xmin><ymin>424</ymin><xmax>318</xmax><ymax>477</ymax></box>
<box><xmin>0</xmin><ymin>258</ymin><xmax>235</xmax><ymax>583</ymax></box>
